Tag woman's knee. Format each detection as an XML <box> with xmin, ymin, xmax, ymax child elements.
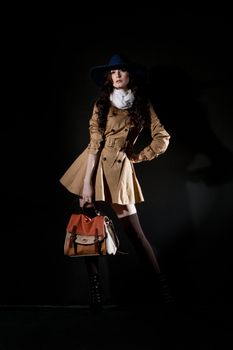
<box><xmin>111</xmin><ymin>203</ymin><xmax>137</xmax><ymax>218</ymax></box>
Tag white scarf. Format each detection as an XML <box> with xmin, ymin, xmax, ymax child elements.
<box><xmin>110</xmin><ymin>88</ymin><xmax>135</xmax><ymax>109</ymax></box>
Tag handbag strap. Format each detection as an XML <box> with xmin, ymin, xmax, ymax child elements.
<box><xmin>65</xmin><ymin>196</ymin><xmax>101</xmax><ymax>216</ymax></box>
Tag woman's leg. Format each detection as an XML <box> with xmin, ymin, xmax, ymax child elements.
<box><xmin>111</xmin><ymin>203</ymin><xmax>174</xmax><ymax>304</ymax></box>
<box><xmin>85</xmin><ymin>256</ymin><xmax>102</xmax><ymax>311</ymax></box>
<box><xmin>83</xmin><ymin>207</ymin><xmax>102</xmax><ymax>311</ymax></box>
<box><xmin>111</xmin><ymin>203</ymin><xmax>161</xmax><ymax>273</ymax></box>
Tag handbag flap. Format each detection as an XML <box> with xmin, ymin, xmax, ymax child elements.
<box><xmin>67</xmin><ymin>213</ymin><xmax>106</xmax><ymax>237</ymax></box>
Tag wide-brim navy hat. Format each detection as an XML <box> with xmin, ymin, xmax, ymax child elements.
<box><xmin>90</xmin><ymin>54</ymin><xmax>147</xmax><ymax>86</ymax></box>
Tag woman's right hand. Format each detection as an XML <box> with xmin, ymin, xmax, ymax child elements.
<box><xmin>79</xmin><ymin>181</ymin><xmax>95</xmax><ymax>208</ymax></box>
<box><xmin>128</xmin><ymin>152</ymin><xmax>145</xmax><ymax>163</ymax></box>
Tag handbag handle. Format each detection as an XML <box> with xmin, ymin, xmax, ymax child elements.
<box><xmin>65</xmin><ymin>197</ymin><xmax>100</xmax><ymax>215</ymax></box>
<box><xmin>81</xmin><ymin>203</ymin><xmax>101</xmax><ymax>217</ymax></box>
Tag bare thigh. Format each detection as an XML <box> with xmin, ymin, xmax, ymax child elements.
<box><xmin>111</xmin><ymin>203</ymin><xmax>137</xmax><ymax>218</ymax></box>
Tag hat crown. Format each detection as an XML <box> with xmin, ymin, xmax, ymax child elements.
<box><xmin>90</xmin><ymin>53</ymin><xmax>146</xmax><ymax>86</ymax></box>
<box><xmin>107</xmin><ymin>54</ymin><xmax>130</xmax><ymax>67</ymax></box>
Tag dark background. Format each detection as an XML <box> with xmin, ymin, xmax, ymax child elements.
<box><xmin>1</xmin><ymin>13</ymin><xmax>233</xmax><ymax>312</ymax></box>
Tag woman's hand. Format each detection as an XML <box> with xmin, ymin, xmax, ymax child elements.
<box><xmin>79</xmin><ymin>181</ymin><xmax>95</xmax><ymax>208</ymax></box>
<box><xmin>128</xmin><ymin>152</ymin><xmax>144</xmax><ymax>163</ymax></box>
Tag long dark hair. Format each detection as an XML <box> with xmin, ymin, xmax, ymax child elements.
<box><xmin>95</xmin><ymin>72</ymin><xmax>151</xmax><ymax>131</ymax></box>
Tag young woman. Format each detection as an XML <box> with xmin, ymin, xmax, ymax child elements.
<box><xmin>60</xmin><ymin>54</ymin><xmax>172</xmax><ymax>310</ymax></box>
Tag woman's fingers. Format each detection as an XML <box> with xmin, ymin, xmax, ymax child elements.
<box><xmin>83</xmin><ymin>196</ymin><xmax>92</xmax><ymax>203</ymax></box>
<box><xmin>79</xmin><ymin>196</ymin><xmax>93</xmax><ymax>207</ymax></box>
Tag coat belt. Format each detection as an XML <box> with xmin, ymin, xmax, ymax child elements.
<box><xmin>105</xmin><ymin>138</ymin><xmax>129</xmax><ymax>150</ymax></box>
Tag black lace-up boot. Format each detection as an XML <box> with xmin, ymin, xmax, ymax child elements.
<box><xmin>88</xmin><ymin>273</ymin><xmax>103</xmax><ymax>313</ymax></box>
<box><xmin>157</xmin><ymin>273</ymin><xmax>175</xmax><ymax>305</ymax></box>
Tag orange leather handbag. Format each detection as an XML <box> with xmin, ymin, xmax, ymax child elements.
<box><xmin>64</xmin><ymin>211</ymin><xmax>119</xmax><ymax>257</ymax></box>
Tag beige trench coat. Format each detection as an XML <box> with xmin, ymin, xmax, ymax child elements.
<box><xmin>59</xmin><ymin>102</ymin><xmax>170</xmax><ymax>204</ymax></box>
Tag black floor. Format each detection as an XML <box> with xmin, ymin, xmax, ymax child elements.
<box><xmin>1</xmin><ymin>302</ymin><xmax>232</xmax><ymax>350</ymax></box>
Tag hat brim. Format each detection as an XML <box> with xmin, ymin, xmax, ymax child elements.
<box><xmin>90</xmin><ymin>63</ymin><xmax>147</xmax><ymax>87</ymax></box>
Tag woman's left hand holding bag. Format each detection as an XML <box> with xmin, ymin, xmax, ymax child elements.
<box><xmin>80</xmin><ymin>180</ymin><xmax>95</xmax><ymax>208</ymax></box>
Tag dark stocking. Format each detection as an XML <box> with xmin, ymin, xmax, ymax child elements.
<box><xmin>119</xmin><ymin>213</ymin><xmax>161</xmax><ymax>273</ymax></box>
<box><xmin>83</xmin><ymin>207</ymin><xmax>103</xmax><ymax>310</ymax></box>
<box><xmin>119</xmin><ymin>213</ymin><xmax>174</xmax><ymax>304</ymax></box>
<box><xmin>85</xmin><ymin>256</ymin><xmax>99</xmax><ymax>275</ymax></box>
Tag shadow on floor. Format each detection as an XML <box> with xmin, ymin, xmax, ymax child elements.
<box><xmin>0</xmin><ymin>303</ymin><xmax>232</xmax><ymax>349</ymax></box>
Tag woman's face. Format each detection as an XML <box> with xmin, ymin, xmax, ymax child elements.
<box><xmin>110</xmin><ymin>69</ymin><xmax>130</xmax><ymax>90</ymax></box>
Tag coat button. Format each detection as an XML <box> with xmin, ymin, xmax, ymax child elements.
<box><xmin>103</xmin><ymin>157</ymin><xmax>107</xmax><ymax>161</ymax></box>
<box><xmin>125</xmin><ymin>128</ymin><xmax>128</xmax><ymax>132</ymax></box>
<box><xmin>117</xmin><ymin>159</ymin><xmax>121</xmax><ymax>163</ymax></box>
<box><xmin>111</xmin><ymin>129</ymin><xmax>115</xmax><ymax>132</ymax></box>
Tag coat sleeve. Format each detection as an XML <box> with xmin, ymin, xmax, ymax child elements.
<box><xmin>137</xmin><ymin>102</ymin><xmax>170</xmax><ymax>161</ymax></box>
<box><xmin>87</xmin><ymin>103</ymin><xmax>105</xmax><ymax>155</ymax></box>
